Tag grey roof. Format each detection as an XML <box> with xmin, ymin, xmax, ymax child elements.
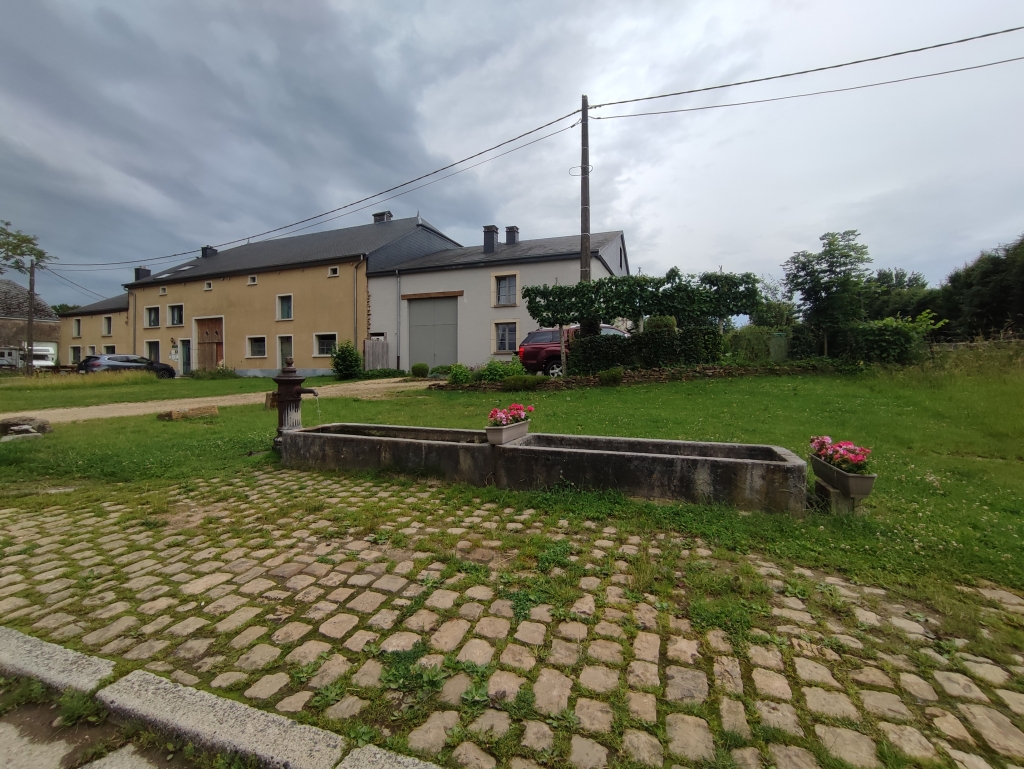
<box><xmin>370</xmin><ymin>230</ymin><xmax>627</xmax><ymax>276</ymax></box>
<box><xmin>0</xmin><ymin>279</ymin><xmax>60</xmax><ymax>321</ymax></box>
<box><xmin>58</xmin><ymin>293</ymin><xmax>129</xmax><ymax>317</ymax></box>
<box><xmin>126</xmin><ymin>216</ymin><xmax>461</xmax><ymax>288</ymax></box>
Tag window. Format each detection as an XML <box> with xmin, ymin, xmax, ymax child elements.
<box><xmin>277</xmin><ymin>294</ymin><xmax>293</xmax><ymax>320</ymax></box>
<box><xmin>146</xmin><ymin>341</ymin><xmax>160</xmax><ymax>361</ymax></box>
<box><xmin>168</xmin><ymin>304</ymin><xmax>184</xmax><ymax>327</ymax></box>
<box><xmin>248</xmin><ymin>275</ymin><xmax>257</xmax><ymax>285</ymax></box>
<box><xmin>70</xmin><ymin>346</ymin><xmax>81</xmax><ymax>364</ymax></box>
<box><xmin>278</xmin><ymin>335</ymin><xmax>293</xmax><ymax>363</ymax></box>
<box><xmin>103</xmin><ymin>345</ymin><xmax>115</xmax><ymax>354</ymax></box>
<box><xmin>314</xmin><ymin>333</ymin><xmax>337</xmax><ymax>356</ymax></box>
<box><xmin>619</xmin><ymin>247</ymin><xmax>624</xmax><ymax>270</ymax></box>
<box><xmin>72</xmin><ymin>318</ymin><xmax>81</xmax><ymax>337</ymax></box>
<box><xmin>204</xmin><ymin>281</ymin><xmax>213</xmax><ymax>291</ymax></box>
<box><xmin>496</xmin><ymin>322</ymin><xmax>517</xmax><ymax>352</ymax></box>
<box><xmin>496</xmin><ymin>275</ymin><xmax>517</xmax><ymax>306</ymax></box>
<box><xmin>247</xmin><ymin>336</ymin><xmax>267</xmax><ymax>358</ymax></box>
<box><xmin>159</xmin><ymin>286</ymin><xmax>167</xmax><ymax>296</ymax></box>
<box><xmin>524</xmin><ymin>330</ymin><xmax>557</xmax><ymax>344</ymax></box>
<box><xmin>601</xmin><ymin>326</ymin><xmax>626</xmax><ymax>336</ymax></box>
<box><xmin>145</xmin><ymin>307</ymin><xmax>159</xmax><ymax>328</ymax></box>
<box><xmin>328</xmin><ymin>266</ymin><xmax>339</xmax><ymax>277</ymax></box>
<box><xmin>102</xmin><ymin>316</ymin><xmax>112</xmax><ymax>336</ymax></box>
<box><xmin>87</xmin><ymin>345</ymin><xmax>96</xmax><ymax>355</ymax></box>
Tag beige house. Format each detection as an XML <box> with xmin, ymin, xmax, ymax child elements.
<box><xmin>58</xmin><ymin>294</ymin><xmax>131</xmax><ymax>365</ymax></box>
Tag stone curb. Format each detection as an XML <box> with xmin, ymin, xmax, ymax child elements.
<box><xmin>0</xmin><ymin>625</ymin><xmax>115</xmax><ymax>692</ymax></box>
<box><xmin>339</xmin><ymin>746</ymin><xmax>442</xmax><ymax>769</ymax></box>
<box><xmin>96</xmin><ymin>670</ymin><xmax>345</xmax><ymax>769</ymax></box>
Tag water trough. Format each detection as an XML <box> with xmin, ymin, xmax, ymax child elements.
<box><xmin>279</xmin><ymin>423</ymin><xmax>807</xmax><ymax>514</ymax></box>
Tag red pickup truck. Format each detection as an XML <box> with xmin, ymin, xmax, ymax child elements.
<box><xmin>518</xmin><ymin>324</ymin><xmax>628</xmax><ymax>376</ymax></box>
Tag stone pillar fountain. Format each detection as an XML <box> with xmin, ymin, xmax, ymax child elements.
<box><xmin>272</xmin><ymin>357</ymin><xmax>318</xmax><ymax>449</ymax></box>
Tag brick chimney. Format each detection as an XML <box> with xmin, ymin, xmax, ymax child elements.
<box><xmin>483</xmin><ymin>225</ymin><xmax>499</xmax><ymax>254</ymax></box>
<box><xmin>505</xmin><ymin>226</ymin><xmax>519</xmax><ymax>245</ymax></box>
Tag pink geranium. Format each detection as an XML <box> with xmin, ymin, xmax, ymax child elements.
<box><xmin>488</xmin><ymin>403</ymin><xmax>534</xmax><ymax>427</ymax></box>
<box><xmin>810</xmin><ymin>435</ymin><xmax>872</xmax><ymax>474</ymax></box>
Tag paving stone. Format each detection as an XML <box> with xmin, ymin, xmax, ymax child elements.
<box><xmin>244</xmin><ymin>672</ymin><xmax>290</xmax><ymax>700</ymax></box>
<box><xmin>405</xmin><ymin>609</ymin><xmax>439</xmax><ymax>632</ymax></box>
<box><xmin>123</xmin><ymin>639</ymin><xmax>170</xmax><ymax>660</ymax></box>
<box><xmin>732</xmin><ymin>747</ymin><xmax>762</xmax><ymax>769</ymax></box>
<box><xmin>665</xmin><ymin>665</ymin><xmax>706</xmax><ymax>701</ymax></box>
<box><xmin>167</xmin><ymin>617</ymin><xmax>209</xmax><ymax>637</ymax></box>
<box><xmin>499</xmin><ymin>643</ymin><xmax>535</xmax><ymax>671</ymax></box>
<box><xmin>514</xmin><ymin>621</ymin><xmax>546</xmax><ymax>646</ymax></box>
<box><xmin>231</xmin><ymin>626</ymin><xmax>267</xmax><ymax>649</ymax></box>
<box><xmin>441</xmin><ymin>672</ymin><xmax>472</xmax><ymax>705</ymax></box>
<box><xmin>930</xmin><ymin>708</ymin><xmax>976</xmax><ymax>744</ymax></box>
<box><xmin>721</xmin><ymin>697</ymin><xmax>752</xmax><ymax>739</ymax></box>
<box><xmin>348</xmin><ymin>591</ymin><xmax>387</xmax><ymax>613</ymax></box>
<box><xmin>319</xmin><ymin>613</ymin><xmax>359</xmax><ymax>640</ymax></box>
<box><xmin>714</xmin><ymin>656</ymin><xmax>743</xmax><ymax>694</ymax></box>
<box><xmin>176</xmin><ymin>638</ymin><xmax>215</xmax><ymax>660</ymax></box>
<box><xmin>860</xmin><ymin>690</ymin><xmax>913</xmax><ymax>720</ymax></box>
<box><xmin>579</xmin><ymin>665</ymin><xmax>618</xmax><ymax>693</ymax></box>
<box><xmin>815</xmin><ymin>725</ymin><xmax>879</xmax><ymax>768</ymax></box>
<box><xmin>878</xmin><ymin>723</ymin><xmax>939</xmax><ymax>760</ymax></box>
<box><xmin>475</xmin><ymin>616</ymin><xmax>510</xmax><ymax>639</ymax></box>
<box><xmin>431</xmin><ymin>619</ymin><xmax>471</xmax><ymax>652</ymax></box>
<box><xmin>964</xmin><ymin>661</ymin><xmax>1010</xmax><ymax>686</ymax></box>
<box><xmin>456</xmin><ymin>638</ymin><xmax>494</xmax><ymax>665</ymax></box>
<box><xmin>490</xmin><ymin>599</ymin><xmax>514</xmax><ymax>617</ymax></box>
<box><xmin>627</xmin><ymin>660</ymin><xmax>660</xmax><ymax>689</ymax></box>
<box><xmin>285</xmin><ymin>639</ymin><xmax>332</xmax><ymax>664</ymax></box>
<box><xmin>756</xmin><ymin>701</ymin><xmax>804</xmax><ymax>737</ymax></box>
<box><xmin>465</xmin><ymin>585</ymin><xmax>494</xmax><ymax>601</ymax></box>
<box><xmin>769</xmin><ymin>744</ymin><xmax>819</xmax><ymax>769</ymax></box>
<box><xmin>939</xmin><ymin>742</ymin><xmax>995</xmax><ymax>769</ymax></box>
<box><xmin>795</xmin><ymin>657</ymin><xmax>840</xmax><ymax>688</ymax></box>
<box><xmin>380</xmin><ymin>631</ymin><xmax>421</xmax><ymax>653</ymax></box>
<box><xmin>997</xmin><ymin>689</ymin><xmax>1024</xmax><ymax>716</ymax></box>
<box><xmin>214</xmin><ymin>607</ymin><xmax>262</xmax><ymax>632</ymax></box>
<box><xmin>521</xmin><ymin>720</ymin><xmax>553</xmax><ymax>751</ymax></box>
<box><xmin>746</xmin><ymin>644</ymin><xmax>783</xmax><ymax>670</ymax></box>
<box><xmin>180</xmin><ymin>572</ymin><xmax>232</xmax><ymax>596</ymax></box>
<box><xmin>707</xmin><ymin>628</ymin><xmax>733</xmax><ymax>653</ymax></box>
<box><xmin>534</xmin><ymin>668</ymin><xmax>572</xmax><ymax>714</ymax></box>
<box><xmin>804</xmin><ymin>687</ymin><xmax>860</xmax><ymax>720</ymax></box>
<box><xmin>575</xmin><ymin>698</ymin><xmax>614</xmax><ymax>733</ymax></box>
<box><xmin>752</xmin><ymin>668</ymin><xmax>792</xmax><ymax>700</ymax></box>
<box><xmin>623</xmin><ymin>729</ymin><xmax>663</xmax><ymax>767</ymax></box>
<box><xmin>82</xmin><ymin>616</ymin><xmax>139</xmax><ymax>646</ymax></box>
<box><xmin>470</xmin><ymin>708</ymin><xmax>512</xmax><ymax>737</ymax></box>
<box><xmin>558</xmin><ymin>621</ymin><xmax>589</xmax><ymax>642</ymax></box>
<box><xmin>569</xmin><ymin>735</ymin><xmax>608</xmax><ymax>769</ymax></box>
<box><xmin>240</xmin><ymin>578</ymin><xmax>276</xmax><ymax>596</ymax></box>
<box><xmin>958</xmin><ymin>704</ymin><xmax>1024</xmax><ymax>758</ymax></box>
<box><xmin>235</xmin><ymin>643</ymin><xmax>281</xmax><ymax>670</ymax></box>
<box><xmin>408</xmin><ymin>710</ymin><xmax>459</xmax><ymax>755</ymax></box>
<box><xmin>850</xmin><ymin>667</ymin><xmax>893</xmax><ymax>688</ymax></box>
<box><xmin>307</xmin><ymin>654</ymin><xmax>352</xmax><ymax>689</ymax></box>
<box><xmin>272</xmin><ymin>621</ymin><xmax>312</xmax><ymax>644</ymax></box>
<box><xmin>587</xmin><ymin>639</ymin><xmax>622</xmax><ymax>665</ymax></box>
<box><xmin>424</xmin><ymin>589</ymin><xmax>459</xmax><ymax>609</ymax></box>
<box><xmin>171</xmin><ymin>670</ymin><xmax>201</xmax><ymax>686</ymax></box>
<box><xmin>352</xmin><ymin>659</ymin><xmax>383</xmax><ymax>688</ymax></box>
<box><xmin>210</xmin><ymin>671</ymin><xmax>247</xmax><ymax>689</ymax></box>
<box><xmin>666</xmin><ymin>713</ymin><xmax>714</xmax><ymax>761</ymax></box>
<box><xmin>935</xmin><ymin>672</ymin><xmax>990</xmax><ymax>701</ymax></box>
<box><xmin>593</xmin><ymin>621</ymin><xmax>623</xmax><ymax>638</ymax></box>
<box><xmin>633</xmin><ymin>603</ymin><xmax>658</xmax><ymax>629</ymax></box>
<box><xmin>344</xmin><ymin>630</ymin><xmax>379</xmax><ymax>653</ymax></box>
<box><xmin>572</xmin><ymin>594</ymin><xmax>596</xmax><ymax>617</ymax></box>
<box><xmin>138</xmin><ymin>597</ymin><xmax>178</xmax><ymax>615</ymax></box>
<box><xmin>372</xmin><ymin>575</ymin><xmax>408</xmax><ymax>593</ymax></box>
<box><xmin>667</xmin><ymin>636</ymin><xmax>701</xmax><ymax>664</ymax></box>
<box><xmin>325</xmin><ymin>694</ymin><xmax>368</xmax><ymax>720</ymax></box>
<box><xmin>628</xmin><ymin>691</ymin><xmax>657</xmax><ymax>721</ymax></box>
<box><xmin>631</xmin><ymin>631</ymin><xmax>659</xmax><ymax>663</ymax></box>
<box><xmin>275</xmin><ymin>690</ymin><xmax>313</xmax><ymax>713</ymax></box>
<box><xmin>453</xmin><ymin>742</ymin><xmax>495</xmax><ymax>769</ymax></box>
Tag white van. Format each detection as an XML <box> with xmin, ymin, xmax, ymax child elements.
<box><xmin>30</xmin><ymin>347</ymin><xmax>56</xmax><ymax>368</ymax></box>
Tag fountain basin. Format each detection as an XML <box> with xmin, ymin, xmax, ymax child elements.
<box><xmin>280</xmin><ymin>423</ymin><xmax>806</xmax><ymax>514</ymax></box>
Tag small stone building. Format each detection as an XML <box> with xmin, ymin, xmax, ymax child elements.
<box><xmin>0</xmin><ymin>278</ymin><xmax>60</xmax><ymax>364</ymax></box>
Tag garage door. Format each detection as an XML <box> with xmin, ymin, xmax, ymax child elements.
<box><xmin>408</xmin><ymin>297</ymin><xmax>458</xmax><ymax>368</ymax></box>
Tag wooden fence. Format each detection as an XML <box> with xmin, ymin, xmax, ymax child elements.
<box><xmin>363</xmin><ymin>338</ymin><xmax>389</xmax><ymax>370</ymax></box>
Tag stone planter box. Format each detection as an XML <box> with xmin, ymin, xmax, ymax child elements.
<box><xmin>810</xmin><ymin>455</ymin><xmax>876</xmax><ymax>500</ymax></box>
<box><xmin>281</xmin><ymin>423</ymin><xmax>807</xmax><ymax>514</ymax></box>
<box><xmin>486</xmin><ymin>420</ymin><xmax>529</xmax><ymax>445</ymax></box>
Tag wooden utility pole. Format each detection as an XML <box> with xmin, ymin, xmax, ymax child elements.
<box><xmin>580</xmin><ymin>94</ymin><xmax>591</xmax><ymax>283</ymax></box>
<box><xmin>25</xmin><ymin>258</ymin><xmax>35</xmax><ymax>376</ymax></box>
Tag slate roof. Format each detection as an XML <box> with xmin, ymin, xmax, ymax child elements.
<box><xmin>125</xmin><ymin>216</ymin><xmax>460</xmax><ymax>288</ymax></box>
<box><xmin>0</xmin><ymin>279</ymin><xmax>60</xmax><ymax>321</ymax></box>
<box><xmin>370</xmin><ymin>230</ymin><xmax>626</xmax><ymax>276</ymax></box>
<box><xmin>57</xmin><ymin>293</ymin><xmax>129</xmax><ymax>317</ymax></box>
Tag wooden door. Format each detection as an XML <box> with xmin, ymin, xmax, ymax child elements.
<box><xmin>196</xmin><ymin>318</ymin><xmax>223</xmax><ymax>370</ymax></box>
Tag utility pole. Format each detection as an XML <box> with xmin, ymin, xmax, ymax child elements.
<box><xmin>25</xmin><ymin>258</ymin><xmax>35</xmax><ymax>376</ymax></box>
<box><xmin>580</xmin><ymin>94</ymin><xmax>591</xmax><ymax>283</ymax></box>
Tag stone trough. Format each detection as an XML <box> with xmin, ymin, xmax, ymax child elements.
<box><xmin>279</xmin><ymin>423</ymin><xmax>806</xmax><ymax>514</ymax></box>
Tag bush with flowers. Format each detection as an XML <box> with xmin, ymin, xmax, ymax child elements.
<box><xmin>809</xmin><ymin>436</ymin><xmax>872</xmax><ymax>474</ymax></box>
<box><xmin>488</xmin><ymin>403</ymin><xmax>534</xmax><ymax>427</ymax></box>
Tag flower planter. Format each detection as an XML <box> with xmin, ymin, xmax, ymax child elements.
<box><xmin>486</xmin><ymin>419</ymin><xmax>529</xmax><ymax>445</ymax></box>
<box><xmin>810</xmin><ymin>455</ymin><xmax>877</xmax><ymax>500</ymax></box>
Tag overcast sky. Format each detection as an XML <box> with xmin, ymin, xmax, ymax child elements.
<box><xmin>2</xmin><ymin>1</ymin><xmax>1023</xmax><ymax>306</ymax></box>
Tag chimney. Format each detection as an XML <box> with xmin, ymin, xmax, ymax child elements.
<box><xmin>134</xmin><ymin>267</ymin><xmax>151</xmax><ymax>281</ymax></box>
<box><xmin>483</xmin><ymin>225</ymin><xmax>499</xmax><ymax>254</ymax></box>
<box><xmin>372</xmin><ymin>211</ymin><xmax>393</xmax><ymax>223</ymax></box>
<box><xmin>505</xmin><ymin>226</ymin><xmax>519</xmax><ymax>245</ymax></box>
<box><xmin>201</xmin><ymin>245</ymin><xmax>218</xmax><ymax>259</ymax></box>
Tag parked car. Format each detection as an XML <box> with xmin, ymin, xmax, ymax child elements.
<box><xmin>78</xmin><ymin>354</ymin><xmax>176</xmax><ymax>379</ymax></box>
<box><xmin>519</xmin><ymin>324</ymin><xmax>628</xmax><ymax>376</ymax></box>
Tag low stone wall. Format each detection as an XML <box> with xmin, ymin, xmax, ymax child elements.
<box><xmin>281</xmin><ymin>423</ymin><xmax>807</xmax><ymax>514</ymax></box>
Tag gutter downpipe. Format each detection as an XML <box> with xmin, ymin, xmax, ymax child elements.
<box><xmin>395</xmin><ymin>269</ymin><xmax>401</xmax><ymax>371</ymax></box>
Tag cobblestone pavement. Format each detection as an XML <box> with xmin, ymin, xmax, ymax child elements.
<box><xmin>4</xmin><ymin>469</ymin><xmax>1024</xmax><ymax>769</ymax></box>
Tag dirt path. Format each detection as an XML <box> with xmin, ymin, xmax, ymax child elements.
<box><xmin>5</xmin><ymin>378</ymin><xmax>431</xmax><ymax>424</ymax></box>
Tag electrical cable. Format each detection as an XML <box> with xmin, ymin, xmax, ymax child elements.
<box><xmin>591</xmin><ymin>55</ymin><xmax>1024</xmax><ymax>120</ymax></box>
<box><xmin>39</xmin><ymin>266</ymin><xmax>107</xmax><ymax>300</ymax></box>
<box><xmin>589</xmin><ymin>24</ymin><xmax>1024</xmax><ymax>109</ymax></box>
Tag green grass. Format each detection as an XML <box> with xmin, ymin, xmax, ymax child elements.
<box><xmin>1</xmin><ymin>354</ymin><xmax>1021</xmax><ymax>591</ymax></box>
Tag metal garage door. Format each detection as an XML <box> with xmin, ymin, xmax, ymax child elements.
<box><xmin>408</xmin><ymin>297</ymin><xmax>458</xmax><ymax>368</ymax></box>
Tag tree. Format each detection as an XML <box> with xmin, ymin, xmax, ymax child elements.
<box><xmin>750</xmin><ymin>276</ymin><xmax>796</xmax><ymax>327</ymax></box>
<box><xmin>51</xmin><ymin>303</ymin><xmax>80</xmax><ymax>314</ymax></box>
<box><xmin>1</xmin><ymin>221</ymin><xmax>55</xmax><ymax>374</ymax></box>
<box><xmin>521</xmin><ymin>283</ymin><xmax>579</xmax><ymax>374</ymax></box>
<box><xmin>783</xmin><ymin>230</ymin><xmax>871</xmax><ymax>356</ymax></box>
<box><xmin>935</xmin><ymin>233</ymin><xmax>1024</xmax><ymax>337</ymax></box>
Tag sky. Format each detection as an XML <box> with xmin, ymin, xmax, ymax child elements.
<box><xmin>1</xmin><ymin>0</ymin><xmax>1023</xmax><ymax>307</ymax></box>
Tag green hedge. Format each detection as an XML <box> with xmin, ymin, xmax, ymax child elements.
<box><xmin>568</xmin><ymin>327</ymin><xmax>721</xmax><ymax>375</ymax></box>
<box><xmin>838</xmin><ymin>317</ymin><xmax>926</xmax><ymax>364</ymax></box>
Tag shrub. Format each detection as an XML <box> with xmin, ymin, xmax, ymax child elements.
<box><xmin>502</xmin><ymin>375</ymin><xmax>540</xmax><ymax>392</ymax></box>
<box><xmin>410</xmin><ymin>363</ymin><xmax>429</xmax><ymax>378</ymax></box>
<box><xmin>567</xmin><ymin>333</ymin><xmax>632</xmax><ymax>374</ymax></box>
<box><xmin>724</xmin><ymin>325</ymin><xmax>775</xmax><ymax>365</ymax></box>
<box><xmin>474</xmin><ymin>357</ymin><xmax>526</xmax><ymax>383</ymax></box>
<box><xmin>788</xmin><ymin>323</ymin><xmax>821</xmax><ymax>360</ymax></box>
<box><xmin>838</xmin><ymin>313</ymin><xmax>943</xmax><ymax>365</ymax></box>
<box><xmin>429</xmin><ymin>364</ymin><xmax>452</xmax><ymax>377</ymax></box>
<box><xmin>645</xmin><ymin>315</ymin><xmax>677</xmax><ymax>332</ymax></box>
<box><xmin>363</xmin><ymin>368</ymin><xmax>405</xmax><ymax>379</ymax></box>
<box><xmin>447</xmin><ymin>363</ymin><xmax>472</xmax><ymax>385</ymax></box>
<box><xmin>597</xmin><ymin>366</ymin><xmax>624</xmax><ymax>386</ymax></box>
<box><xmin>568</xmin><ymin>327</ymin><xmax>721</xmax><ymax>375</ymax></box>
<box><xmin>190</xmin><ymin>366</ymin><xmax>239</xmax><ymax>380</ymax></box>
<box><xmin>331</xmin><ymin>340</ymin><xmax>363</xmax><ymax>380</ymax></box>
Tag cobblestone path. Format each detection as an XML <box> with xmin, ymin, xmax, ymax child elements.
<box><xmin>3</xmin><ymin>469</ymin><xmax>1024</xmax><ymax>769</ymax></box>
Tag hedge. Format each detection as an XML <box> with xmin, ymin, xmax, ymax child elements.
<box><xmin>568</xmin><ymin>327</ymin><xmax>722</xmax><ymax>375</ymax></box>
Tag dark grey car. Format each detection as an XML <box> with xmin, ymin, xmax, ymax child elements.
<box><xmin>78</xmin><ymin>354</ymin><xmax>176</xmax><ymax>379</ymax></box>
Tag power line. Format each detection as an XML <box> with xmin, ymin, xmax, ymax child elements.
<box><xmin>590</xmin><ymin>24</ymin><xmax>1024</xmax><ymax>109</ymax></box>
<box><xmin>39</xmin><ymin>266</ymin><xmax>107</xmax><ymax>299</ymax></box>
<box><xmin>591</xmin><ymin>55</ymin><xmax>1024</xmax><ymax>120</ymax></box>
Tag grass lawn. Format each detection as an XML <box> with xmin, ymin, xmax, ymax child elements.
<box><xmin>2</xmin><ymin>351</ymin><xmax>1021</xmax><ymax>593</ymax></box>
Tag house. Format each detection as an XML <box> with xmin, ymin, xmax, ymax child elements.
<box><xmin>120</xmin><ymin>212</ymin><xmax>460</xmax><ymax>375</ymax></box>
<box><xmin>367</xmin><ymin>225</ymin><xmax>629</xmax><ymax>369</ymax></box>
<box><xmin>58</xmin><ymin>294</ymin><xmax>131</xmax><ymax>365</ymax></box>
<box><xmin>0</xmin><ymin>278</ymin><xmax>60</xmax><ymax>367</ymax></box>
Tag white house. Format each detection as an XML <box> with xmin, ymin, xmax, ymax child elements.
<box><xmin>367</xmin><ymin>225</ymin><xmax>630</xmax><ymax>370</ymax></box>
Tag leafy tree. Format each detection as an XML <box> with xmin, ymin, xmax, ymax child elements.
<box><xmin>863</xmin><ymin>268</ymin><xmax>936</xmax><ymax>322</ymax></box>
<box><xmin>935</xmin><ymin>233</ymin><xmax>1024</xmax><ymax>337</ymax></box>
<box><xmin>783</xmin><ymin>230</ymin><xmax>871</xmax><ymax>355</ymax></box>
<box><xmin>750</xmin><ymin>276</ymin><xmax>796</xmax><ymax>327</ymax></box>
<box><xmin>51</xmin><ymin>303</ymin><xmax>80</xmax><ymax>314</ymax></box>
<box><xmin>520</xmin><ymin>282</ymin><xmax>579</xmax><ymax>374</ymax></box>
<box><xmin>0</xmin><ymin>220</ymin><xmax>50</xmax><ymax>274</ymax></box>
